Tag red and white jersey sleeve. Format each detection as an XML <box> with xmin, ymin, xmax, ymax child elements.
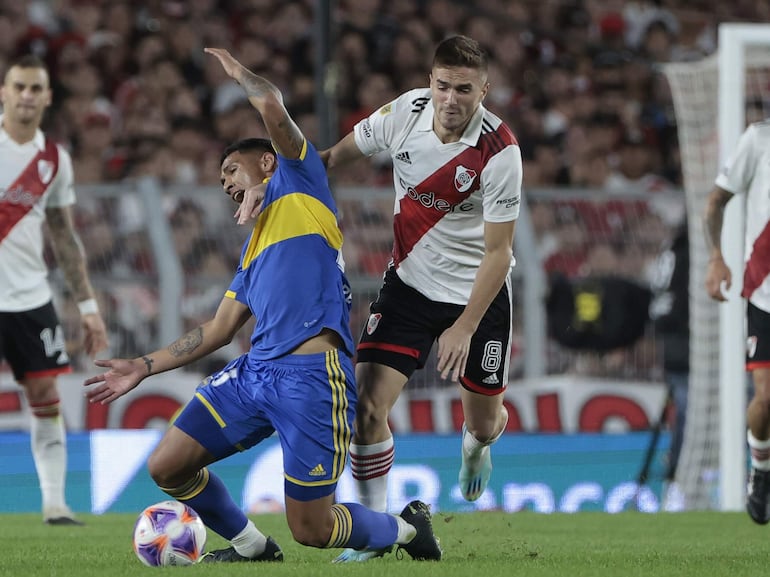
<box><xmin>0</xmin><ymin>125</ymin><xmax>73</xmax><ymax>312</ymax></box>
<box><xmin>353</xmin><ymin>88</ymin><xmax>522</xmax><ymax>304</ymax></box>
<box><xmin>715</xmin><ymin>120</ymin><xmax>770</xmax><ymax>312</ymax></box>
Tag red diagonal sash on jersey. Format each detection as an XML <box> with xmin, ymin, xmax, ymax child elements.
<box><xmin>0</xmin><ymin>139</ymin><xmax>59</xmax><ymax>242</ymax></box>
<box><xmin>743</xmin><ymin>222</ymin><xmax>770</xmax><ymax>299</ymax></box>
<box><xmin>392</xmin><ymin>121</ymin><xmax>516</xmax><ymax>267</ymax></box>
<box><xmin>392</xmin><ymin>147</ymin><xmax>483</xmax><ymax>266</ymax></box>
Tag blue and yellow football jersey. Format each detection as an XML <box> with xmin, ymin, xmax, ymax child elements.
<box><xmin>225</xmin><ymin>139</ymin><xmax>354</xmax><ymax>360</ymax></box>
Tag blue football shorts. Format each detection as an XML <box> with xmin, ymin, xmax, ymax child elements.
<box><xmin>173</xmin><ymin>349</ymin><xmax>356</xmax><ymax>501</ymax></box>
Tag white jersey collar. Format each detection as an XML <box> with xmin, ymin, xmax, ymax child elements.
<box><xmin>416</xmin><ymin>98</ymin><xmax>485</xmax><ymax>147</ymax></box>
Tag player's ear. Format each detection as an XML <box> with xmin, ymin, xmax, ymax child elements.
<box><xmin>261</xmin><ymin>150</ymin><xmax>277</xmax><ymax>174</ymax></box>
<box><xmin>480</xmin><ymin>80</ymin><xmax>489</xmax><ymax>101</ymax></box>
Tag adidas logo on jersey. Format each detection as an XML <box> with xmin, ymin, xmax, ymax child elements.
<box><xmin>309</xmin><ymin>464</ymin><xmax>327</xmax><ymax>477</ymax></box>
<box><xmin>395</xmin><ymin>151</ymin><xmax>412</xmax><ymax>164</ymax></box>
<box><xmin>482</xmin><ymin>373</ymin><xmax>499</xmax><ymax>385</ymax></box>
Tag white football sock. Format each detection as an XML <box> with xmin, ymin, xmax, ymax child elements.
<box><xmin>349</xmin><ymin>437</ymin><xmax>394</xmax><ymax>512</ymax></box>
<box><xmin>748</xmin><ymin>431</ymin><xmax>770</xmax><ymax>471</ymax></box>
<box><xmin>394</xmin><ymin>515</ymin><xmax>417</xmax><ymax>544</ymax></box>
<box><xmin>463</xmin><ymin>407</ymin><xmax>509</xmax><ymax>458</ymax></box>
<box><xmin>231</xmin><ymin>519</ymin><xmax>267</xmax><ymax>558</ymax></box>
<box><xmin>462</xmin><ymin>425</ymin><xmax>486</xmax><ymax>459</ymax></box>
<box><xmin>30</xmin><ymin>402</ymin><xmax>68</xmax><ymax>515</ymax></box>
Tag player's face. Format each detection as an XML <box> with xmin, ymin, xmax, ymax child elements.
<box><xmin>0</xmin><ymin>66</ymin><xmax>51</xmax><ymax>127</ymax></box>
<box><xmin>220</xmin><ymin>150</ymin><xmax>270</xmax><ymax>205</ymax></box>
<box><xmin>430</xmin><ymin>66</ymin><xmax>488</xmax><ymax>141</ymax></box>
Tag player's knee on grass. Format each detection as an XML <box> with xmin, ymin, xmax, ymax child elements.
<box><xmin>285</xmin><ymin>488</ymin><xmax>338</xmax><ymax>549</ymax></box>
<box><xmin>287</xmin><ymin>514</ymin><xmax>335</xmax><ymax>549</ymax></box>
<box><xmin>284</xmin><ymin>481</ymin><xmax>348</xmax><ymax>543</ymax></box>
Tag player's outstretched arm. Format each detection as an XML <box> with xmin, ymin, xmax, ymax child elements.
<box><xmin>83</xmin><ymin>297</ymin><xmax>251</xmax><ymax>404</ymax></box>
<box><xmin>205</xmin><ymin>47</ymin><xmax>304</xmax><ymax>160</ymax></box>
<box><xmin>319</xmin><ymin>132</ymin><xmax>366</xmax><ymax>170</ymax></box>
<box><xmin>83</xmin><ymin>357</ymin><xmax>147</xmax><ymax>405</ymax></box>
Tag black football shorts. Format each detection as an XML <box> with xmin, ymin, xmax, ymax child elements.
<box><xmin>357</xmin><ymin>268</ymin><xmax>511</xmax><ymax>394</ymax></box>
<box><xmin>0</xmin><ymin>301</ymin><xmax>71</xmax><ymax>381</ymax></box>
<box><xmin>747</xmin><ymin>301</ymin><xmax>770</xmax><ymax>370</ymax></box>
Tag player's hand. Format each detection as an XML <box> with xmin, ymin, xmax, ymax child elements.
<box><xmin>705</xmin><ymin>256</ymin><xmax>731</xmax><ymax>302</ymax></box>
<box><xmin>81</xmin><ymin>313</ymin><xmax>109</xmax><ymax>357</ymax></box>
<box><xmin>437</xmin><ymin>323</ymin><xmax>474</xmax><ymax>383</ymax></box>
<box><xmin>83</xmin><ymin>358</ymin><xmax>145</xmax><ymax>405</ymax></box>
<box><xmin>204</xmin><ymin>47</ymin><xmax>244</xmax><ymax>83</ymax></box>
<box><xmin>234</xmin><ymin>182</ymin><xmax>267</xmax><ymax>225</ymax></box>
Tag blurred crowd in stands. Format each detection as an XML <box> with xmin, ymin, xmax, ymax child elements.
<box><xmin>0</xmin><ymin>0</ymin><xmax>763</xmax><ymax>378</ymax></box>
<box><xmin>1</xmin><ymin>0</ymin><xmax>757</xmax><ymax>189</ymax></box>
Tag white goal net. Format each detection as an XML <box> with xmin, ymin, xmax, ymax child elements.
<box><xmin>663</xmin><ymin>24</ymin><xmax>770</xmax><ymax>510</ymax></box>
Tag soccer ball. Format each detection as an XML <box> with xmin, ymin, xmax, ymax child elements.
<box><xmin>133</xmin><ymin>500</ymin><xmax>207</xmax><ymax>566</ymax></box>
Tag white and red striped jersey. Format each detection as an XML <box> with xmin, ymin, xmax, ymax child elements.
<box><xmin>715</xmin><ymin>119</ymin><xmax>770</xmax><ymax>313</ymax></box>
<box><xmin>0</xmin><ymin>120</ymin><xmax>74</xmax><ymax>312</ymax></box>
<box><xmin>353</xmin><ymin>88</ymin><xmax>522</xmax><ymax>305</ymax></box>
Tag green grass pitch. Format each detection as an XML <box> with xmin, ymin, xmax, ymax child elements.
<box><xmin>0</xmin><ymin>511</ymin><xmax>764</xmax><ymax>577</ymax></box>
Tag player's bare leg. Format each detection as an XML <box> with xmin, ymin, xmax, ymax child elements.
<box><xmin>459</xmin><ymin>389</ymin><xmax>509</xmax><ymax>502</ymax></box>
<box><xmin>149</xmin><ymin>426</ymin><xmax>281</xmax><ymax>563</ymax></box>
<box><xmin>334</xmin><ymin>362</ymin><xmax>407</xmax><ymax>563</ymax></box>
<box><xmin>746</xmin><ymin>367</ymin><xmax>770</xmax><ymax>524</ymax></box>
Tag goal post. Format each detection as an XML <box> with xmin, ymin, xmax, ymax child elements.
<box><xmin>716</xmin><ymin>23</ymin><xmax>761</xmax><ymax>513</ymax></box>
<box><xmin>663</xmin><ymin>23</ymin><xmax>770</xmax><ymax>511</ymax></box>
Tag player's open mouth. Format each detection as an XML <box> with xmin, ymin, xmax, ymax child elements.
<box><xmin>232</xmin><ymin>190</ymin><xmax>244</xmax><ymax>203</ymax></box>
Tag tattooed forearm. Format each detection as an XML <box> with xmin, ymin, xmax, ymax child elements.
<box><xmin>46</xmin><ymin>207</ymin><xmax>93</xmax><ymax>301</ymax></box>
<box><xmin>704</xmin><ymin>188</ymin><xmax>732</xmax><ymax>254</ymax></box>
<box><xmin>168</xmin><ymin>327</ymin><xmax>203</xmax><ymax>358</ymax></box>
<box><xmin>276</xmin><ymin>114</ymin><xmax>304</xmax><ymax>157</ymax></box>
<box><xmin>142</xmin><ymin>356</ymin><xmax>154</xmax><ymax>375</ymax></box>
<box><xmin>239</xmin><ymin>71</ymin><xmax>282</xmax><ymax>102</ymax></box>
<box><xmin>239</xmin><ymin>69</ymin><xmax>303</xmax><ymax>159</ymax></box>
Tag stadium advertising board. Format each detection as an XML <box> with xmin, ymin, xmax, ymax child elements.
<box><xmin>0</xmin><ymin>372</ymin><xmax>667</xmax><ymax>434</ymax></box>
<box><xmin>0</xmin><ymin>430</ymin><xmax>674</xmax><ymax>514</ymax></box>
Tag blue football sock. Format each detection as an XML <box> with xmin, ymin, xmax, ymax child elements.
<box><xmin>327</xmin><ymin>503</ymin><xmax>398</xmax><ymax>550</ymax></box>
<box><xmin>161</xmin><ymin>468</ymin><xmax>247</xmax><ymax>539</ymax></box>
